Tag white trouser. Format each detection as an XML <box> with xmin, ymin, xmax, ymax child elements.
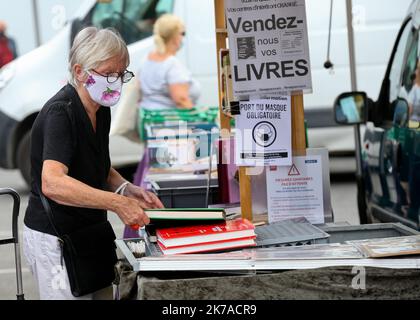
<box><xmin>23</xmin><ymin>225</ymin><xmax>112</xmax><ymax>300</ymax></box>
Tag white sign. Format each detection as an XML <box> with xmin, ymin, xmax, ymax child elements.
<box><xmin>225</xmin><ymin>0</ymin><xmax>312</xmax><ymax>96</ymax></box>
<box><xmin>235</xmin><ymin>97</ymin><xmax>291</xmax><ymax>166</ymax></box>
<box><xmin>266</xmin><ymin>155</ymin><xmax>324</xmax><ymax>224</ymax></box>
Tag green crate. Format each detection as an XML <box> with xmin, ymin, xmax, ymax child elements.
<box><xmin>138</xmin><ymin>106</ymin><xmax>219</xmax><ymax>141</ymax></box>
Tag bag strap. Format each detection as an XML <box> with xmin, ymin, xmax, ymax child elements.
<box><xmin>35</xmin><ymin>183</ymin><xmax>62</xmax><ymax>237</ymax></box>
<box><xmin>35</xmin><ymin>183</ymin><xmax>65</xmax><ymax>266</ymax></box>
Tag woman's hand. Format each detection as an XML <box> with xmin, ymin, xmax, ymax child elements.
<box><xmin>124</xmin><ymin>183</ymin><xmax>165</xmax><ymax>209</ymax></box>
<box><xmin>113</xmin><ymin>195</ymin><xmax>151</xmax><ymax>227</ymax></box>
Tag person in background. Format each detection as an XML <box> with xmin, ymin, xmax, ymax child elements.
<box><xmin>23</xmin><ymin>27</ymin><xmax>163</xmax><ymax>300</ymax></box>
<box><xmin>137</xmin><ymin>14</ymin><xmax>200</xmax><ymax>113</ymax></box>
<box><xmin>407</xmin><ymin>58</ymin><xmax>420</xmax><ymax>122</ymax></box>
<box><xmin>0</xmin><ymin>20</ymin><xmax>18</xmax><ymax>68</ymax></box>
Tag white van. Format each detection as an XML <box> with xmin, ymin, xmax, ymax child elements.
<box><xmin>0</xmin><ymin>0</ymin><xmax>219</xmax><ymax>184</ymax></box>
<box><xmin>0</xmin><ymin>0</ymin><xmax>411</xmax><ymax>184</ymax></box>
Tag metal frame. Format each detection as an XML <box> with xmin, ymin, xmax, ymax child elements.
<box><xmin>0</xmin><ymin>188</ymin><xmax>24</xmax><ymax>300</ymax></box>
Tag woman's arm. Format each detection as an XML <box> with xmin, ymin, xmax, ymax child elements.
<box><xmin>107</xmin><ymin>167</ymin><xmax>127</xmax><ymax>193</ymax></box>
<box><xmin>42</xmin><ymin>160</ymin><xmax>150</xmax><ymax>227</ymax></box>
<box><xmin>107</xmin><ymin>167</ymin><xmax>164</xmax><ymax>209</ymax></box>
<box><xmin>169</xmin><ymin>83</ymin><xmax>193</xmax><ymax>109</ymax></box>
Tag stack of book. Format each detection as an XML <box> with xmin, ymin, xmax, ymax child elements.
<box><xmin>144</xmin><ymin>208</ymin><xmax>226</xmax><ymax>242</ymax></box>
<box><xmin>156</xmin><ymin>218</ymin><xmax>256</xmax><ymax>255</ymax></box>
<box><xmin>144</xmin><ymin>209</ymin><xmax>256</xmax><ymax>255</ymax></box>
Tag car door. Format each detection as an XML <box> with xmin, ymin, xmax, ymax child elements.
<box><xmin>367</xmin><ymin>16</ymin><xmax>420</xmax><ymax>228</ymax></box>
<box><xmin>382</xmin><ymin>25</ymin><xmax>418</xmax><ymax>209</ymax></box>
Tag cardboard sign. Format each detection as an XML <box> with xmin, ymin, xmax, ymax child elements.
<box><xmin>266</xmin><ymin>155</ymin><xmax>324</xmax><ymax>225</ymax></box>
<box><xmin>225</xmin><ymin>0</ymin><xmax>312</xmax><ymax>96</ymax></box>
<box><xmin>235</xmin><ymin>97</ymin><xmax>292</xmax><ymax>166</ymax></box>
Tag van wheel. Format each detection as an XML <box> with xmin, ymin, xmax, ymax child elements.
<box><xmin>17</xmin><ymin>131</ymin><xmax>32</xmax><ymax>187</ymax></box>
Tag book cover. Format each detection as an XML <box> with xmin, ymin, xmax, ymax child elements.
<box><xmin>347</xmin><ymin>235</ymin><xmax>420</xmax><ymax>258</ymax></box>
<box><xmin>157</xmin><ymin>237</ymin><xmax>256</xmax><ymax>255</ymax></box>
<box><xmin>156</xmin><ymin>218</ymin><xmax>255</xmax><ymax>248</ymax></box>
<box><xmin>145</xmin><ymin>218</ymin><xmax>229</xmax><ymax>243</ymax></box>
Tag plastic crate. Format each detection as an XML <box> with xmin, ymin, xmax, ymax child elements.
<box><xmin>150</xmin><ymin>177</ymin><xmax>220</xmax><ymax>208</ymax></box>
<box><xmin>139</xmin><ymin>106</ymin><xmax>220</xmax><ymax>141</ymax></box>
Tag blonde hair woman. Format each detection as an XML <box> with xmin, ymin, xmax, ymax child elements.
<box><xmin>23</xmin><ymin>27</ymin><xmax>163</xmax><ymax>300</ymax></box>
<box><xmin>138</xmin><ymin>14</ymin><xmax>201</xmax><ymax>110</ymax></box>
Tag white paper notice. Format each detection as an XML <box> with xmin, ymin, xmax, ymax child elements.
<box><xmin>235</xmin><ymin>97</ymin><xmax>291</xmax><ymax>166</ymax></box>
<box><xmin>266</xmin><ymin>155</ymin><xmax>324</xmax><ymax>224</ymax></box>
<box><xmin>225</xmin><ymin>0</ymin><xmax>312</xmax><ymax>96</ymax></box>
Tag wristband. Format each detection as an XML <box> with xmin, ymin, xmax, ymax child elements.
<box><xmin>115</xmin><ymin>181</ymin><xmax>130</xmax><ymax>196</ymax></box>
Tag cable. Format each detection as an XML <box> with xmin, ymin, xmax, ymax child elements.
<box><xmin>324</xmin><ymin>0</ymin><xmax>334</xmax><ymax>70</ymax></box>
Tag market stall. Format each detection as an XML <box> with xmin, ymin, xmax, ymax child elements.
<box><xmin>115</xmin><ymin>0</ymin><xmax>420</xmax><ymax>300</ymax></box>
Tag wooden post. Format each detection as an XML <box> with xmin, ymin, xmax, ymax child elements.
<box><xmin>291</xmin><ymin>94</ymin><xmax>307</xmax><ymax>156</ymax></box>
<box><xmin>239</xmin><ymin>167</ymin><xmax>253</xmax><ymax>221</ymax></box>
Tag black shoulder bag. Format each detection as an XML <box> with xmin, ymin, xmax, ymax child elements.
<box><xmin>36</xmin><ymin>184</ymin><xmax>118</xmax><ymax>297</ymax></box>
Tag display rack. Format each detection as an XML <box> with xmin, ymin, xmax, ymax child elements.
<box><xmin>214</xmin><ymin>0</ymin><xmax>307</xmax><ymax>222</ymax></box>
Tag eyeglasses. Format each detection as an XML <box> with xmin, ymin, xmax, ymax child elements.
<box><xmin>91</xmin><ymin>69</ymin><xmax>135</xmax><ymax>84</ymax></box>
<box><xmin>181</xmin><ymin>31</ymin><xmax>186</xmax><ymax>36</ymax></box>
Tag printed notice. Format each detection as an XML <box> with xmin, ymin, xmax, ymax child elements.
<box><xmin>235</xmin><ymin>97</ymin><xmax>291</xmax><ymax>166</ymax></box>
<box><xmin>266</xmin><ymin>155</ymin><xmax>324</xmax><ymax>224</ymax></box>
<box><xmin>225</xmin><ymin>0</ymin><xmax>312</xmax><ymax>96</ymax></box>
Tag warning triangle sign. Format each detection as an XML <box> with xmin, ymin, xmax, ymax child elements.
<box><xmin>288</xmin><ymin>164</ymin><xmax>300</xmax><ymax>176</ymax></box>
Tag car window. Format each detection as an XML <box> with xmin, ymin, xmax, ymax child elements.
<box><xmin>85</xmin><ymin>0</ymin><xmax>174</xmax><ymax>45</ymax></box>
<box><xmin>389</xmin><ymin>20</ymin><xmax>416</xmax><ymax>103</ymax></box>
<box><xmin>400</xmin><ymin>31</ymin><xmax>419</xmax><ymax>98</ymax></box>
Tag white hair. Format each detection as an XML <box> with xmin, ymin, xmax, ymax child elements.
<box><xmin>68</xmin><ymin>27</ymin><xmax>129</xmax><ymax>87</ymax></box>
<box><xmin>153</xmin><ymin>14</ymin><xmax>184</xmax><ymax>54</ymax></box>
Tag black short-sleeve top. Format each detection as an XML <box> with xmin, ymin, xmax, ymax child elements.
<box><xmin>24</xmin><ymin>84</ymin><xmax>112</xmax><ymax>236</ymax></box>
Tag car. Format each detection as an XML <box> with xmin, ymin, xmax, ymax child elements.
<box><xmin>334</xmin><ymin>0</ymin><xmax>420</xmax><ymax>230</ymax></box>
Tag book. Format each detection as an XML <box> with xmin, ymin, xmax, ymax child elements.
<box><xmin>144</xmin><ymin>208</ymin><xmax>227</xmax><ymax>243</ymax></box>
<box><xmin>347</xmin><ymin>235</ymin><xmax>420</xmax><ymax>258</ymax></box>
<box><xmin>157</xmin><ymin>237</ymin><xmax>256</xmax><ymax>255</ymax></box>
<box><xmin>156</xmin><ymin>218</ymin><xmax>255</xmax><ymax>248</ymax></box>
<box><xmin>145</xmin><ymin>208</ymin><xmax>226</xmax><ymax>221</ymax></box>
<box><xmin>145</xmin><ymin>218</ymin><xmax>227</xmax><ymax>243</ymax></box>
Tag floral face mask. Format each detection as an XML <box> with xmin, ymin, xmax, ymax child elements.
<box><xmin>84</xmin><ymin>71</ymin><xmax>122</xmax><ymax>107</ymax></box>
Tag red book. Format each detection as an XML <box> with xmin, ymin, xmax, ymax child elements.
<box><xmin>157</xmin><ymin>237</ymin><xmax>256</xmax><ymax>255</ymax></box>
<box><xmin>156</xmin><ymin>218</ymin><xmax>256</xmax><ymax>248</ymax></box>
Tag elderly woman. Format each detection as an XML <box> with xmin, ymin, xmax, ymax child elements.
<box><xmin>23</xmin><ymin>27</ymin><xmax>163</xmax><ymax>300</ymax></box>
<box><xmin>138</xmin><ymin>14</ymin><xmax>201</xmax><ymax>111</ymax></box>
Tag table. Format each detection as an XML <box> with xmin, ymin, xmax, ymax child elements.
<box><xmin>136</xmin><ymin>267</ymin><xmax>420</xmax><ymax>300</ymax></box>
